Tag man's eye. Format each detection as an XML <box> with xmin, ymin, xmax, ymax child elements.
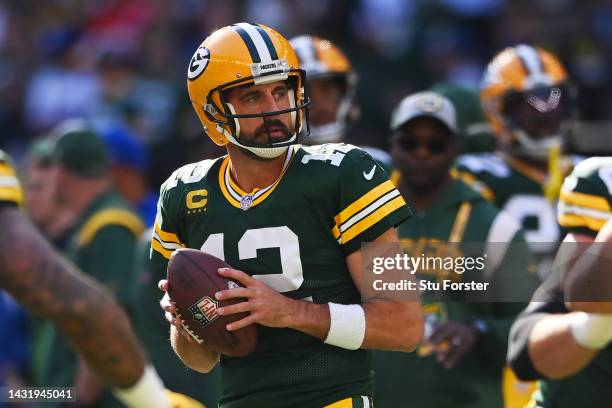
<box><xmin>274</xmin><ymin>88</ymin><xmax>288</xmax><ymax>99</ymax></box>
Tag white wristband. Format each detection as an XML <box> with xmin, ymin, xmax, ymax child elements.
<box><xmin>324</xmin><ymin>303</ymin><xmax>366</xmax><ymax>350</ymax></box>
<box><xmin>113</xmin><ymin>365</ymin><xmax>169</xmax><ymax>408</ymax></box>
<box><xmin>570</xmin><ymin>312</ymin><xmax>612</xmax><ymax>350</ymax></box>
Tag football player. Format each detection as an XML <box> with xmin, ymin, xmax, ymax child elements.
<box><xmin>0</xmin><ymin>150</ymin><xmax>178</xmax><ymax>408</ymax></box>
<box><xmin>508</xmin><ymin>157</ymin><xmax>612</xmax><ymax>407</ymax></box>
<box><xmin>289</xmin><ymin>35</ymin><xmax>392</xmax><ymax>169</ymax></box>
<box><xmin>374</xmin><ymin>91</ymin><xmax>538</xmax><ymax>407</ymax></box>
<box><xmin>154</xmin><ymin>23</ymin><xmax>423</xmax><ymax>407</ymax></box>
<box><xmin>455</xmin><ymin>45</ymin><xmax>574</xmax><ymax>278</ymax></box>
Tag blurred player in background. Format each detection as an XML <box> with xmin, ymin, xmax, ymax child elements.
<box><xmin>290</xmin><ymin>35</ymin><xmax>392</xmax><ymax>170</ymax></box>
<box><xmin>155</xmin><ymin>23</ymin><xmax>423</xmax><ymax>408</ymax></box>
<box><xmin>23</xmin><ymin>138</ymin><xmax>75</xmax><ymax>246</ymax></box>
<box><xmin>33</xmin><ymin>121</ymin><xmax>145</xmax><ymax>408</ymax></box>
<box><xmin>374</xmin><ymin>91</ymin><xmax>538</xmax><ymax>407</ymax></box>
<box><xmin>431</xmin><ymin>82</ymin><xmax>496</xmax><ymax>155</ymax></box>
<box><xmin>0</xmin><ymin>149</ymin><xmax>197</xmax><ymax>408</ymax></box>
<box><xmin>508</xmin><ymin>157</ymin><xmax>612</xmax><ymax>407</ymax></box>
<box><xmin>456</xmin><ymin>45</ymin><xmax>575</xmax><ymax>279</ymax></box>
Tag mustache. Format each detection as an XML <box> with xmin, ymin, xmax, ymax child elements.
<box><xmin>255</xmin><ymin>120</ymin><xmax>291</xmax><ymax>137</ymax></box>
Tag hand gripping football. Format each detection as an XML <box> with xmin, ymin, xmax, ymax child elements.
<box><xmin>167</xmin><ymin>248</ymin><xmax>258</xmax><ymax>357</ymax></box>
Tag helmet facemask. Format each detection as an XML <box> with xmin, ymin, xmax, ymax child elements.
<box><xmin>201</xmin><ymin>70</ymin><xmax>310</xmax><ymax>159</ymax></box>
<box><xmin>500</xmin><ymin>84</ymin><xmax>574</xmax><ymax>160</ymax></box>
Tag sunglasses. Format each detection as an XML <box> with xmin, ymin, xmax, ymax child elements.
<box><xmin>396</xmin><ymin>137</ymin><xmax>451</xmax><ymax>155</ymax></box>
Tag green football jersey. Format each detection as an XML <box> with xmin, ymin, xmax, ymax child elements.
<box><xmin>373</xmin><ymin>179</ymin><xmax>538</xmax><ymax>408</ymax></box>
<box><xmin>0</xmin><ymin>149</ymin><xmax>23</xmax><ymax>206</ymax></box>
<box><xmin>456</xmin><ymin>153</ymin><xmax>561</xmax><ymax>279</ymax></box>
<box><xmin>150</xmin><ymin>144</ymin><xmax>411</xmax><ymax>408</ymax></box>
<box><xmin>33</xmin><ymin>191</ymin><xmax>144</xmax><ymax>408</ymax></box>
<box><xmin>557</xmin><ymin>156</ymin><xmax>612</xmax><ymax>238</ymax></box>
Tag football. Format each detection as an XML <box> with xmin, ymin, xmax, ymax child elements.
<box><xmin>167</xmin><ymin>248</ymin><xmax>258</xmax><ymax>357</ymax></box>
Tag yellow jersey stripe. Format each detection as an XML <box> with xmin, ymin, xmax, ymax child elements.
<box><xmin>154</xmin><ymin>222</ymin><xmax>185</xmax><ymax>245</ymax></box>
<box><xmin>218</xmin><ymin>158</ymin><xmax>242</xmax><ymax>208</ymax></box>
<box><xmin>558</xmin><ymin>213</ymin><xmax>607</xmax><ymax>232</ymax></box>
<box><xmin>454</xmin><ymin>170</ymin><xmax>495</xmax><ymax>202</ymax></box>
<box><xmin>324</xmin><ymin>397</ymin><xmax>353</xmax><ymax>408</ymax></box>
<box><xmin>0</xmin><ymin>163</ymin><xmax>16</xmax><ymax>177</ymax></box>
<box><xmin>334</xmin><ymin>180</ymin><xmax>395</xmax><ymax>227</ymax></box>
<box><xmin>341</xmin><ymin>196</ymin><xmax>405</xmax><ymax>244</ymax></box>
<box><xmin>78</xmin><ymin>209</ymin><xmax>145</xmax><ymax>247</ymax></box>
<box><xmin>0</xmin><ymin>187</ymin><xmax>23</xmax><ymax>205</ymax></box>
<box><xmin>152</xmin><ymin>237</ymin><xmax>174</xmax><ymax>260</ymax></box>
<box><xmin>560</xmin><ymin>190</ymin><xmax>611</xmax><ymax>212</ymax></box>
<box><xmin>449</xmin><ymin>202</ymin><xmax>472</xmax><ymax>243</ymax></box>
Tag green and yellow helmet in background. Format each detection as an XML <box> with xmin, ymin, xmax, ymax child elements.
<box><xmin>431</xmin><ymin>82</ymin><xmax>496</xmax><ymax>154</ymax></box>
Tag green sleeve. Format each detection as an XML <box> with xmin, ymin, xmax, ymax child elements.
<box><xmin>334</xmin><ymin>147</ymin><xmax>412</xmax><ymax>255</ymax></box>
<box><xmin>150</xmin><ymin>175</ymin><xmax>187</xmax><ymax>278</ymax></box>
<box><xmin>80</xmin><ymin>225</ymin><xmax>140</xmax><ymax>308</ymax></box>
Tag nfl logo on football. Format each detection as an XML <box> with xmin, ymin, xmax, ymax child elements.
<box><xmin>189</xmin><ymin>296</ymin><xmax>220</xmax><ymax>327</ymax></box>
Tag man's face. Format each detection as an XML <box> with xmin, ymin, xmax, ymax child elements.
<box><xmin>391</xmin><ymin>117</ymin><xmax>456</xmax><ymax>192</ymax></box>
<box><xmin>24</xmin><ymin>161</ymin><xmax>60</xmax><ymax>228</ymax></box>
<box><xmin>224</xmin><ymin>80</ymin><xmax>295</xmax><ymax>146</ymax></box>
<box><xmin>307</xmin><ymin>77</ymin><xmax>343</xmax><ymax>127</ymax></box>
<box><xmin>504</xmin><ymin>86</ymin><xmax>565</xmax><ymax>140</ymax></box>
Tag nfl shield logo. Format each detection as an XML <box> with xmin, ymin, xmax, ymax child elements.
<box><xmin>189</xmin><ymin>296</ymin><xmax>219</xmax><ymax>327</ymax></box>
<box><xmin>240</xmin><ymin>195</ymin><xmax>253</xmax><ymax>211</ymax></box>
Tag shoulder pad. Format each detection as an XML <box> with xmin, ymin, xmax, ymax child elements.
<box><xmin>456</xmin><ymin>153</ymin><xmax>511</xmax><ymax>178</ymax></box>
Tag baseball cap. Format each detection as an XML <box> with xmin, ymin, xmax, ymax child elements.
<box><xmin>431</xmin><ymin>82</ymin><xmax>495</xmax><ymax>153</ymax></box>
<box><xmin>50</xmin><ymin>119</ymin><xmax>109</xmax><ymax>177</ymax></box>
<box><xmin>390</xmin><ymin>91</ymin><xmax>458</xmax><ymax>134</ymax></box>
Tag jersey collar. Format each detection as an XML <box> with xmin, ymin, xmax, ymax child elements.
<box><xmin>218</xmin><ymin>146</ymin><xmax>296</xmax><ymax>210</ymax></box>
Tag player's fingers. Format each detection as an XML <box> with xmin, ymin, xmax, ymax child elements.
<box><xmin>160</xmin><ymin>293</ymin><xmax>176</xmax><ymax>313</ymax></box>
<box><xmin>218</xmin><ymin>268</ymin><xmax>253</xmax><ymax>286</ymax></box>
<box><xmin>158</xmin><ymin>279</ymin><xmax>169</xmax><ymax>292</ymax></box>
<box><xmin>226</xmin><ymin>314</ymin><xmax>256</xmax><ymax>331</ymax></box>
<box><xmin>218</xmin><ymin>301</ymin><xmax>251</xmax><ymax>316</ymax></box>
<box><xmin>215</xmin><ymin>287</ymin><xmax>251</xmax><ymax>301</ymax></box>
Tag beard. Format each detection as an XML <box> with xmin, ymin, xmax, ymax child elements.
<box><xmin>244</xmin><ymin>119</ymin><xmax>292</xmax><ymax>146</ymax></box>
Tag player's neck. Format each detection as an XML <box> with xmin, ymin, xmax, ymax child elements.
<box><xmin>226</xmin><ymin>145</ymin><xmax>288</xmax><ymax>193</ymax></box>
<box><xmin>401</xmin><ymin>174</ymin><xmax>453</xmax><ymax>213</ymax></box>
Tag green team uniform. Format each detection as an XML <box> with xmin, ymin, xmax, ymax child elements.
<box><xmin>456</xmin><ymin>153</ymin><xmax>561</xmax><ymax>277</ymax></box>
<box><xmin>373</xmin><ymin>179</ymin><xmax>539</xmax><ymax>408</ymax></box>
<box><xmin>511</xmin><ymin>157</ymin><xmax>612</xmax><ymax>408</ymax></box>
<box><xmin>557</xmin><ymin>157</ymin><xmax>612</xmax><ymax>236</ymax></box>
<box><xmin>134</xmin><ymin>230</ymin><xmax>222</xmax><ymax>406</ymax></box>
<box><xmin>150</xmin><ymin>144</ymin><xmax>411</xmax><ymax>408</ymax></box>
<box><xmin>33</xmin><ymin>190</ymin><xmax>144</xmax><ymax>408</ymax></box>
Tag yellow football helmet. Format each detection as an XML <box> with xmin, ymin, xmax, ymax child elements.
<box><xmin>187</xmin><ymin>23</ymin><xmax>310</xmax><ymax>159</ymax></box>
<box><xmin>481</xmin><ymin>44</ymin><xmax>572</xmax><ymax>160</ymax></box>
<box><xmin>290</xmin><ymin>35</ymin><xmax>357</xmax><ymax>144</ymax></box>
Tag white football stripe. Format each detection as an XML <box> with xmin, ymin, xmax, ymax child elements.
<box><xmin>152</xmin><ymin>233</ymin><xmax>183</xmax><ymax>250</ymax></box>
<box><xmin>235</xmin><ymin>23</ymin><xmax>272</xmax><ymax>63</ymax></box>
<box><xmin>340</xmin><ymin>189</ymin><xmax>400</xmax><ymax>233</ymax></box>
<box><xmin>516</xmin><ymin>44</ymin><xmax>542</xmax><ymax>77</ymax></box>
<box><xmin>558</xmin><ymin>203</ymin><xmax>612</xmax><ymax>220</ymax></box>
<box><xmin>0</xmin><ymin>176</ymin><xmax>19</xmax><ymax>188</ymax></box>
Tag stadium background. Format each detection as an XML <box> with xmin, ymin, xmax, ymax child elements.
<box><xmin>0</xmin><ymin>0</ymin><xmax>611</xmax><ymax>406</ymax></box>
<box><xmin>1</xmin><ymin>0</ymin><xmax>612</xmax><ymax>187</ymax></box>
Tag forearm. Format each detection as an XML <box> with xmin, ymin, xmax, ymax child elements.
<box><xmin>170</xmin><ymin>325</ymin><xmax>220</xmax><ymax>373</ymax></box>
<box><xmin>528</xmin><ymin>313</ymin><xmax>598</xmax><ymax>379</ymax></box>
<box><xmin>287</xmin><ymin>298</ymin><xmax>423</xmax><ymax>352</ymax></box>
<box><xmin>0</xmin><ymin>209</ymin><xmax>145</xmax><ymax>388</ymax></box>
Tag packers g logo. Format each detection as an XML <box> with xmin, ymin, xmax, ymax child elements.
<box><xmin>187</xmin><ymin>46</ymin><xmax>210</xmax><ymax>80</ymax></box>
<box><xmin>186</xmin><ymin>189</ymin><xmax>208</xmax><ymax>210</ymax></box>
